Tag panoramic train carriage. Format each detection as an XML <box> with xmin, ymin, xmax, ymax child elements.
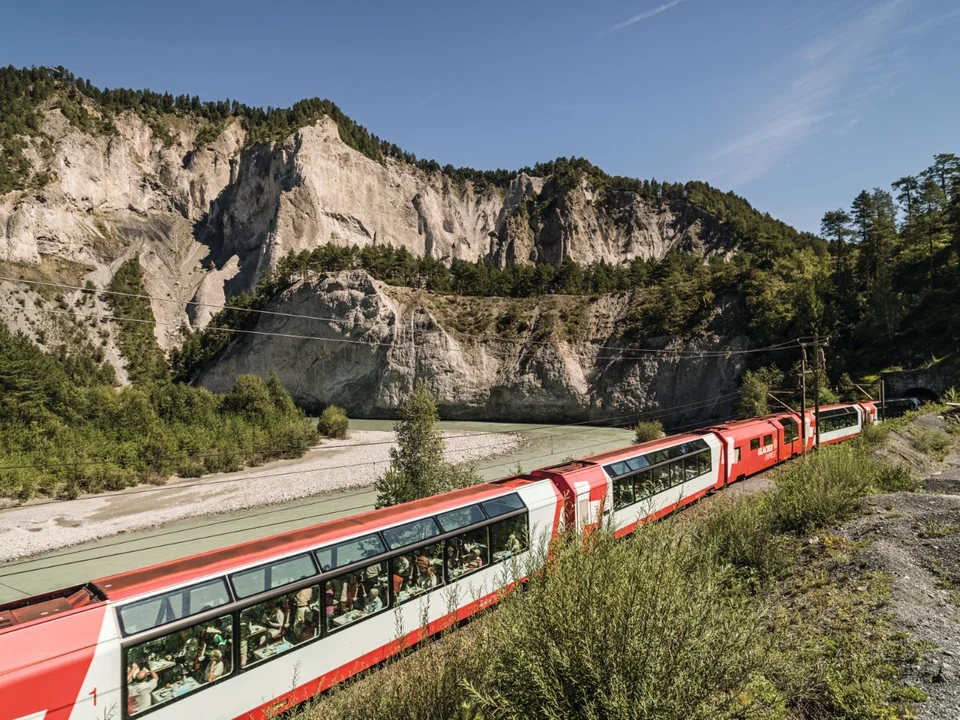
<box><xmin>813</xmin><ymin>403</ymin><xmax>864</xmax><ymax>446</ymax></box>
<box><xmin>0</xmin><ymin>476</ymin><xmax>561</xmax><ymax>720</ymax></box>
<box><xmin>533</xmin><ymin>433</ymin><xmax>723</xmax><ymax>538</ymax></box>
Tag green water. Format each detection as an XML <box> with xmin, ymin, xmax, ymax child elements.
<box><xmin>0</xmin><ymin>421</ymin><xmax>633</xmax><ymax>603</ymax></box>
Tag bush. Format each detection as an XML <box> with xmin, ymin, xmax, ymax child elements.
<box><xmin>317</xmin><ymin>405</ymin><xmax>349</xmax><ymax>439</ymax></box>
<box><xmin>768</xmin><ymin>444</ymin><xmax>875</xmax><ymax>536</ymax></box>
<box><xmin>634</xmin><ymin>420</ymin><xmax>664</xmax><ymax>443</ymax></box>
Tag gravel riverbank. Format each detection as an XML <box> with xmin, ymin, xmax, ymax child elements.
<box><xmin>0</xmin><ymin>430</ymin><xmax>523</xmax><ymax>563</ymax></box>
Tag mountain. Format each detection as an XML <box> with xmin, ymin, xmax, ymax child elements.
<box><xmin>2</xmin><ymin>66</ymin><xmax>957</xmax><ymax>420</ymax></box>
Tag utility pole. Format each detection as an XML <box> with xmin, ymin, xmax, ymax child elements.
<box><xmin>813</xmin><ymin>332</ymin><xmax>821</xmax><ymax>449</ymax></box>
<box><xmin>800</xmin><ymin>344</ymin><xmax>807</xmax><ymax>456</ymax></box>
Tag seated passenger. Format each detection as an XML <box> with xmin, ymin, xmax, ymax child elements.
<box><xmin>464</xmin><ymin>549</ymin><xmax>484</xmax><ymax>571</ymax></box>
<box><xmin>445</xmin><ymin>545</ymin><xmax>462</xmax><ymax>576</ymax></box>
<box><xmin>362</xmin><ymin>564</ymin><xmax>381</xmax><ymax>592</ymax></box>
<box><xmin>267</xmin><ymin>606</ymin><xmax>284</xmax><ymax>640</ymax></box>
<box><xmin>396</xmin><ymin>556</ymin><xmax>414</xmax><ymax>587</ymax></box>
<box><xmin>295</xmin><ymin>586</ymin><xmax>313</xmax><ymax>624</ymax></box>
<box><xmin>415</xmin><ymin>556</ymin><xmax>431</xmax><ymax>586</ymax></box>
<box><xmin>205</xmin><ymin>649</ymin><xmax>225</xmax><ymax>683</ymax></box>
<box><xmin>506</xmin><ymin>533</ymin><xmax>522</xmax><ymax>555</ymax></box>
<box><xmin>365</xmin><ymin>587</ymin><xmax>383</xmax><ymax>612</ymax></box>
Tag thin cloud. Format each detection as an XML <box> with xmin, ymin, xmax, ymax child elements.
<box><xmin>606</xmin><ymin>0</ymin><xmax>686</xmax><ymax>32</ymax></box>
<box><xmin>699</xmin><ymin>0</ymin><xmax>911</xmax><ymax>188</ymax></box>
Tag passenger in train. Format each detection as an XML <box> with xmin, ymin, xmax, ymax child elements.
<box><xmin>365</xmin><ymin>587</ymin><xmax>383</xmax><ymax>612</ymax></box>
<box><xmin>464</xmin><ymin>549</ymin><xmax>484</xmax><ymax>571</ymax></box>
<box><xmin>295</xmin><ymin>585</ymin><xmax>314</xmax><ymax>624</ymax></box>
<box><xmin>506</xmin><ymin>533</ymin><xmax>522</xmax><ymax>555</ymax></box>
<box><xmin>206</xmin><ymin>649</ymin><xmax>225</xmax><ymax>683</ymax></box>
<box><xmin>445</xmin><ymin>545</ymin><xmax>462</xmax><ymax>577</ymax></box>
<box><xmin>126</xmin><ymin>663</ymin><xmax>159</xmax><ymax>715</ymax></box>
<box><xmin>266</xmin><ymin>605</ymin><xmax>285</xmax><ymax>640</ymax></box>
<box><xmin>362</xmin><ymin>564</ymin><xmax>381</xmax><ymax>593</ymax></box>
<box><xmin>395</xmin><ymin>556</ymin><xmax>414</xmax><ymax>588</ymax></box>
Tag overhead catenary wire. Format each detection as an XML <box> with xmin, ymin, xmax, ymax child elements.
<box><xmin>0</xmin><ymin>276</ymin><xmax>811</xmax><ymax>358</ymax></box>
<box><xmin>0</xmin><ymin>412</ymin><xmax>746</xmax><ymax>580</ymax></box>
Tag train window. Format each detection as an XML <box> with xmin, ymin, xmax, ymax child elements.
<box><xmin>124</xmin><ymin>613</ymin><xmax>233</xmax><ymax>715</ymax></box>
<box><xmin>315</xmin><ymin>533</ymin><xmax>386</xmax><ymax>573</ymax></box>
<box><xmin>620</xmin><ymin>476</ymin><xmax>637</xmax><ymax>508</ymax></box>
<box><xmin>749</xmin><ymin>438</ymin><xmax>760</xmax><ymax>451</ymax></box>
<box><xmin>119</xmin><ymin>578</ymin><xmax>231</xmax><ymax>636</ymax></box>
<box><xmin>481</xmin><ymin>493</ymin><xmax>526</xmax><ymax>518</ymax></box>
<box><xmin>779</xmin><ymin>418</ymin><xmax>799</xmax><ymax>443</ymax></box>
<box><xmin>652</xmin><ymin>464</ymin><xmax>669</xmax><ymax>492</ymax></box>
<box><xmin>239</xmin><ymin>584</ymin><xmax>321</xmax><ymax>669</ymax></box>
<box><xmin>763</xmin><ymin>434</ymin><xmax>773</xmax><ymax>447</ymax></box>
<box><xmin>326</xmin><ymin>561</ymin><xmax>390</xmax><ymax>632</ymax></box>
<box><xmin>625</xmin><ymin>454</ymin><xmax>650</xmax><ymax>472</ymax></box>
<box><xmin>698</xmin><ymin>450</ymin><xmax>711</xmax><ymax>476</ymax></box>
<box><xmin>650</xmin><ymin>449</ymin><xmax>670</xmax><ymax>465</ymax></box>
<box><xmin>231</xmin><ymin>554</ymin><xmax>317</xmax><ymax>600</ymax></box>
<box><xmin>683</xmin><ymin>454</ymin><xmax>698</xmax><ymax>481</ymax></box>
<box><xmin>392</xmin><ymin>545</ymin><xmax>444</xmax><ymax>605</ymax></box>
<box><xmin>490</xmin><ymin>514</ymin><xmax>528</xmax><ymax>562</ymax></box>
<box><xmin>445</xmin><ymin>526</ymin><xmax>489</xmax><ymax>582</ymax></box>
<box><xmin>383</xmin><ymin>518</ymin><xmax>441</xmax><ymax>551</ymax></box>
<box><xmin>668</xmin><ymin>461</ymin><xmax>683</xmax><ymax>486</ymax></box>
<box><xmin>635</xmin><ymin>469</ymin><xmax>654</xmax><ymax>499</ymax></box>
<box><xmin>816</xmin><ymin>407</ymin><xmax>858</xmax><ymax>433</ymax></box>
<box><xmin>613</xmin><ymin>477</ymin><xmax>628</xmax><ymax>510</ymax></box>
<box><xmin>437</xmin><ymin>504</ymin><xmax>486</xmax><ymax>533</ymax></box>
<box><xmin>607</xmin><ymin>460</ymin><xmax>629</xmax><ymax>477</ymax></box>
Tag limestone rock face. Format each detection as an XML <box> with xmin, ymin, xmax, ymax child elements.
<box><xmin>196</xmin><ymin>271</ymin><xmax>748</xmax><ymax>426</ymax></box>
<box><xmin>1</xmin><ymin>106</ymin><xmax>745</xmax><ymax>421</ymax></box>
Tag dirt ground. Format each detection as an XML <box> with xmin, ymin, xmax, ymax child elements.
<box><xmin>842</xmin><ymin>412</ymin><xmax>960</xmax><ymax>720</ymax></box>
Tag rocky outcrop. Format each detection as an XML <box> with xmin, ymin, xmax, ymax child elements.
<box><xmin>196</xmin><ymin>271</ymin><xmax>749</xmax><ymax>426</ymax></box>
<box><xmin>1</xmin><ymin>102</ymin><xmax>747</xmax><ymax>421</ymax></box>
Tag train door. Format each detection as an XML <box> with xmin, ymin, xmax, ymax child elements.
<box><xmin>777</xmin><ymin>417</ymin><xmax>801</xmax><ymax>460</ymax></box>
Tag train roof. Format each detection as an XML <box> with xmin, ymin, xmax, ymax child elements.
<box><xmin>91</xmin><ymin>475</ymin><xmax>541</xmax><ymax>602</ymax></box>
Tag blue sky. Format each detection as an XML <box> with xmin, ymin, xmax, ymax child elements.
<box><xmin>3</xmin><ymin>0</ymin><xmax>959</xmax><ymax>233</ymax></box>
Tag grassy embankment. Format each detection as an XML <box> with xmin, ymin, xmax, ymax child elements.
<box><xmin>293</xmin><ymin>413</ymin><xmax>956</xmax><ymax>720</ymax></box>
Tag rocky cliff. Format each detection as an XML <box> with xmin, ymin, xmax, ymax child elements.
<box><xmin>195</xmin><ymin>271</ymin><xmax>748</xmax><ymax>426</ymax></box>
<box><xmin>0</xmin><ymin>86</ymin><xmax>747</xmax><ymax>420</ymax></box>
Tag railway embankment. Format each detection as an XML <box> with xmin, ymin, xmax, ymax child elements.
<box><xmin>293</xmin><ymin>409</ymin><xmax>960</xmax><ymax>720</ymax></box>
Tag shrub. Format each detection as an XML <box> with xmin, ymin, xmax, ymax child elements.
<box><xmin>768</xmin><ymin>444</ymin><xmax>874</xmax><ymax>536</ymax></box>
<box><xmin>317</xmin><ymin>405</ymin><xmax>349</xmax><ymax>439</ymax></box>
<box><xmin>634</xmin><ymin>420</ymin><xmax>664</xmax><ymax>443</ymax></box>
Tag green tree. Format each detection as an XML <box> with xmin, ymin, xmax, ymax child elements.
<box><xmin>737</xmin><ymin>366</ymin><xmax>784</xmax><ymax>418</ymax></box>
<box><xmin>375</xmin><ymin>381</ymin><xmax>479</xmax><ymax>508</ymax></box>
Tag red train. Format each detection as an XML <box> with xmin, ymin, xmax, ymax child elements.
<box><xmin>0</xmin><ymin>398</ymin><xmax>919</xmax><ymax>720</ymax></box>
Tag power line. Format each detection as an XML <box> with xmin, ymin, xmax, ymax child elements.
<box><xmin>0</xmin><ymin>396</ymin><xmax>743</xmax><ymax>568</ymax></box>
<box><xmin>0</xmin><ymin>414</ymin><xmax>742</xmax><ymax>580</ymax></box>
<box><xmin>0</xmin><ymin>277</ymin><xmax>808</xmax><ymax>358</ymax></box>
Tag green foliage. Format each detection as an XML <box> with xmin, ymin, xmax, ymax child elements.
<box><xmin>317</xmin><ymin>405</ymin><xmax>349</xmax><ymax>439</ymax></box>
<box><xmin>301</xmin><ymin>422</ymin><xmax>926</xmax><ymax>720</ymax></box>
<box><xmin>0</xmin><ymin>323</ymin><xmax>317</xmax><ymax>501</ymax></box>
<box><xmin>105</xmin><ymin>258</ymin><xmax>169</xmax><ymax>384</ymax></box>
<box><xmin>737</xmin><ymin>366</ymin><xmax>784</xmax><ymax>418</ymax></box>
<box><xmin>633</xmin><ymin>420</ymin><xmax>663</xmax><ymax>443</ymax></box>
<box><xmin>374</xmin><ymin>381</ymin><xmax>480</xmax><ymax>508</ymax></box>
